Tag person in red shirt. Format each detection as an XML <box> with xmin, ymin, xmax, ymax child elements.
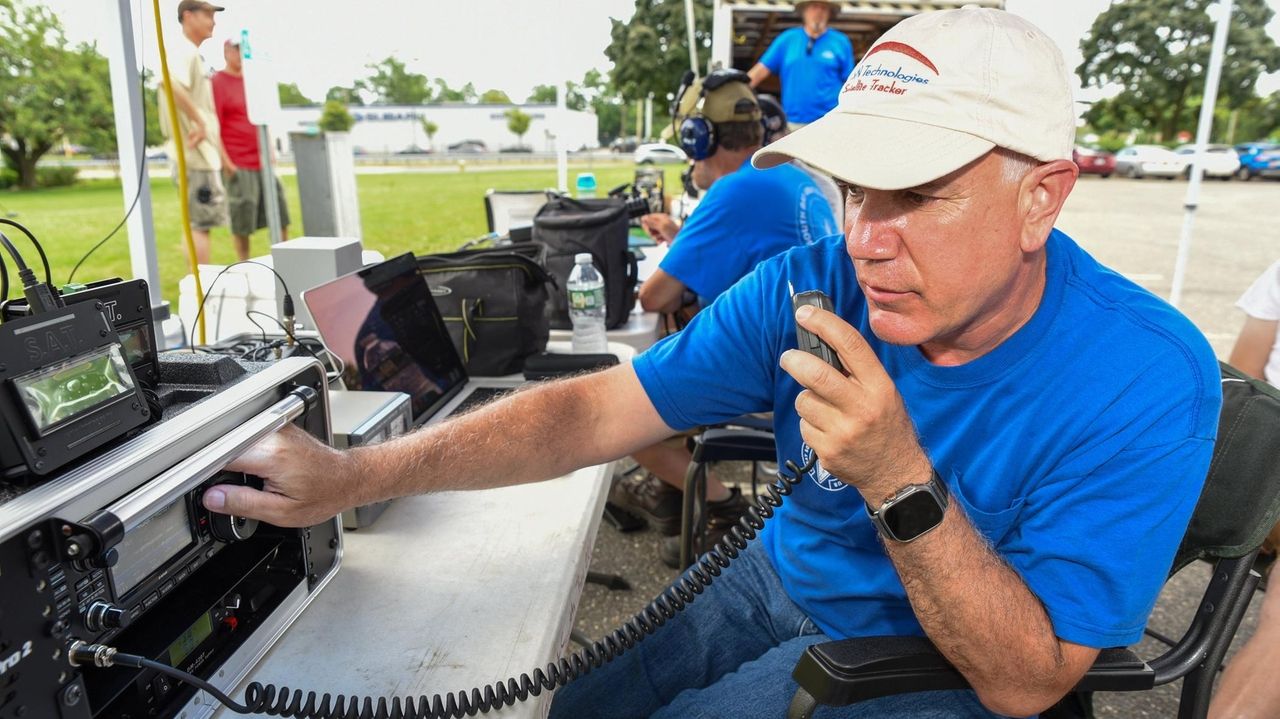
<box><xmin>212</xmin><ymin>38</ymin><xmax>290</xmax><ymax>261</ymax></box>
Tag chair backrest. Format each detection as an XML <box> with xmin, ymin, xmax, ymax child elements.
<box><xmin>484</xmin><ymin>189</ymin><xmax>555</xmax><ymax>236</ymax></box>
<box><xmin>1171</xmin><ymin>362</ymin><xmax>1280</xmax><ymax>574</ymax></box>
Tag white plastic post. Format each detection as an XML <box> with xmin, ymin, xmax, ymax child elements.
<box><xmin>685</xmin><ymin>0</ymin><xmax>701</xmax><ymax>76</ymax></box>
<box><xmin>557</xmin><ymin>82</ymin><xmax>569</xmax><ymax>194</ymax></box>
<box><xmin>1170</xmin><ymin>0</ymin><xmax>1233</xmax><ymax>308</ymax></box>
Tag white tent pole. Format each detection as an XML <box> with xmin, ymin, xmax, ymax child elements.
<box><xmin>1170</xmin><ymin>0</ymin><xmax>1232</xmax><ymax>308</ymax></box>
<box><xmin>105</xmin><ymin>0</ymin><xmax>162</xmax><ymax>309</ymax></box>
<box><xmin>556</xmin><ymin>82</ymin><xmax>569</xmax><ymax>194</ymax></box>
<box><xmin>685</xmin><ymin>0</ymin><xmax>700</xmax><ymax>76</ymax></box>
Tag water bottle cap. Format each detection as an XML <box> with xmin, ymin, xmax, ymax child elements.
<box><xmin>574</xmin><ymin>253</ymin><xmax>593</xmax><ymax>264</ymax></box>
<box><xmin>575</xmin><ymin>173</ymin><xmax>597</xmax><ymax>190</ymax></box>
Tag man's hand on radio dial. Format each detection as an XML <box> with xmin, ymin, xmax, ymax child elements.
<box><xmin>203</xmin><ymin>424</ymin><xmax>358</xmax><ymax>527</ymax></box>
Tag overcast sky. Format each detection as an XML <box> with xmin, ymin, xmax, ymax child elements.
<box><xmin>41</xmin><ymin>0</ymin><xmax>1280</xmax><ymax>108</ymax></box>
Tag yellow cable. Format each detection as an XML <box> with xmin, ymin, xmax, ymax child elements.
<box><xmin>152</xmin><ymin>0</ymin><xmax>207</xmax><ymax>347</ymax></box>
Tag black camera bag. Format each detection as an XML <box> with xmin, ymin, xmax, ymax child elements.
<box><xmin>531</xmin><ymin>196</ymin><xmax>639</xmax><ymax>329</ymax></box>
<box><xmin>416</xmin><ymin>243</ymin><xmax>555</xmax><ymax>376</ymax></box>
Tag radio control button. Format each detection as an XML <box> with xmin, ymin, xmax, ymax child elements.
<box><xmin>159</xmin><ymin>579</ymin><xmax>175</xmax><ymax>595</ymax></box>
<box><xmin>74</xmin><ymin>576</ymin><xmax>92</xmax><ymax>592</ymax></box>
<box><xmin>142</xmin><ymin>592</ymin><xmax>159</xmax><ymax>610</ymax></box>
<box><xmin>83</xmin><ymin>601</ymin><xmax>130</xmax><ymax>631</ymax></box>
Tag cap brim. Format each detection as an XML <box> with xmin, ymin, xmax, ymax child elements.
<box><xmin>753</xmin><ymin>113</ymin><xmax>994</xmax><ymax>191</ymax></box>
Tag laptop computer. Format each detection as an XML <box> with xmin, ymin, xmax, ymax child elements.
<box><xmin>302</xmin><ymin>252</ymin><xmax>522</xmax><ymax>428</ymax></box>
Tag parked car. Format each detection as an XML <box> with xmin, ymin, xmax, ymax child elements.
<box><xmin>1073</xmin><ymin>146</ymin><xmax>1115</xmax><ymax>178</ymax></box>
<box><xmin>1234</xmin><ymin>142</ymin><xmax>1280</xmax><ymax>180</ymax></box>
<box><xmin>447</xmin><ymin>140</ymin><xmax>488</xmax><ymax>153</ymax></box>
<box><xmin>1173</xmin><ymin>144</ymin><xmax>1239</xmax><ymax>179</ymax></box>
<box><xmin>610</xmin><ymin>136</ymin><xmax>641</xmax><ymax>153</ymax></box>
<box><xmin>635</xmin><ymin>143</ymin><xmax>688</xmax><ymax>164</ymax></box>
<box><xmin>1114</xmin><ymin>145</ymin><xmax>1188</xmax><ymax>179</ymax></box>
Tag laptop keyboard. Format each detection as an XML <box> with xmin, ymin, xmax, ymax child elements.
<box><xmin>452</xmin><ymin>387</ymin><xmax>514</xmax><ymax>415</ymax></box>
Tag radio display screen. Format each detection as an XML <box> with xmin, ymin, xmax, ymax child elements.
<box><xmin>112</xmin><ymin>499</ymin><xmax>194</xmax><ymax>597</ymax></box>
<box><xmin>116</xmin><ymin>326</ymin><xmax>154</xmax><ymax>368</ymax></box>
<box><xmin>168</xmin><ymin>611</ymin><xmax>214</xmax><ymax>667</ymax></box>
<box><xmin>12</xmin><ymin>344</ymin><xmax>135</xmax><ymax>435</ymax></box>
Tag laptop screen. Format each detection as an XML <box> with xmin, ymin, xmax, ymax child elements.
<box><xmin>303</xmin><ymin>253</ymin><xmax>467</xmax><ymax>423</ymax></box>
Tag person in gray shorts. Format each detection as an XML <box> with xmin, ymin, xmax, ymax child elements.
<box><xmin>159</xmin><ymin>1</ymin><xmax>235</xmax><ymax>263</ymax></box>
<box><xmin>213</xmin><ymin>38</ymin><xmax>290</xmax><ymax>260</ymax></box>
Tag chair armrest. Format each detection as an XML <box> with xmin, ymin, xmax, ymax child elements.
<box><xmin>693</xmin><ymin>428</ymin><xmax>776</xmax><ymax>463</ymax></box>
<box><xmin>791</xmin><ymin>637</ymin><xmax>1154</xmax><ymax>709</ymax></box>
<box><xmin>792</xmin><ymin>636</ymin><xmax>968</xmax><ymax>707</ymax></box>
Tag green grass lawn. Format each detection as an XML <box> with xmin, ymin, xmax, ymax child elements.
<box><xmin>0</xmin><ymin>161</ymin><xmax>651</xmax><ymax>307</ymax></box>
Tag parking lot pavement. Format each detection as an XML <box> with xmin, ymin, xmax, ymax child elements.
<box><xmin>575</xmin><ymin>175</ymin><xmax>1279</xmax><ymax>716</ymax></box>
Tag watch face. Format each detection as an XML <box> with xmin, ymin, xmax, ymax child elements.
<box><xmin>883</xmin><ymin>488</ymin><xmax>946</xmax><ymax>541</ymax></box>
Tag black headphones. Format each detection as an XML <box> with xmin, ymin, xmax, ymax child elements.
<box><xmin>673</xmin><ymin>69</ymin><xmax>756</xmax><ymax>161</ymax></box>
<box><xmin>756</xmin><ymin>93</ymin><xmax>787</xmax><ymax>145</ymax></box>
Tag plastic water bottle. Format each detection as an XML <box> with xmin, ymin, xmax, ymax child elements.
<box><xmin>575</xmin><ymin>172</ymin><xmax>597</xmax><ymax>199</ymax></box>
<box><xmin>567</xmin><ymin>253</ymin><xmax>608</xmax><ymax>354</ymax></box>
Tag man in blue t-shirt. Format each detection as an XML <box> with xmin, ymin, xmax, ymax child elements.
<box><xmin>633</xmin><ymin>70</ymin><xmax>838</xmax><ymax>566</ymax></box>
<box><xmin>749</xmin><ymin>0</ymin><xmax>854</xmax><ymax>126</ymax></box>
<box><xmin>204</xmin><ymin>8</ymin><xmax>1221</xmax><ymax>718</ymax></box>
<box><xmin>638</xmin><ymin>71</ymin><xmax>837</xmax><ymax>313</ymax></box>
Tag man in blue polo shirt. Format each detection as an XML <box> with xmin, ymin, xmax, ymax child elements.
<box><xmin>207</xmin><ymin>8</ymin><xmax>1221</xmax><ymax>718</ymax></box>
<box><xmin>749</xmin><ymin>0</ymin><xmax>854</xmax><ymax>127</ymax></box>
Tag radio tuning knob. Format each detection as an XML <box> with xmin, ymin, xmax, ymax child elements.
<box><xmin>83</xmin><ymin>601</ymin><xmax>130</xmax><ymax>632</ymax></box>
<box><xmin>208</xmin><ymin>512</ymin><xmax>258</xmax><ymax>543</ymax></box>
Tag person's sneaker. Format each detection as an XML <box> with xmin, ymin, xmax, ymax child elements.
<box><xmin>608</xmin><ymin>473</ymin><xmax>683</xmax><ymax>536</ymax></box>
<box><xmin>659</xmin><ymin>488</ymin><xmax>753</xmax><ymax>569</ymax></box>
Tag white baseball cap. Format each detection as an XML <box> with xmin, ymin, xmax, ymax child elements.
<box><xmin>753</xmin><ymin>6</ymin><xmax>1075</xmax><ymax>190</ymax></box>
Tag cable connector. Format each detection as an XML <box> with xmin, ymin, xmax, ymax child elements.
<box><xmin>282</xmin><ymin>294</ymin><xmax>296</xmax><ymax>347</ymax></box>
<box><xmin>19</xmin><ymin>267</ymin><xmax>61</xmax><ymax>314</ymax></box>
<box><xmin>70</xmin><ymin>640</ymin><xmax>115</xmax><ymax>668</ymax></box>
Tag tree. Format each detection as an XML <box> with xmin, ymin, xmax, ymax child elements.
<box><xmin>0</xmin><ymin>1</ymin><xmax>117</xmax><ymax>188</ymax></box>
<box><xmin>421</xmin><ymin>118</ymin><xmax>438</xmax><ymax>149</ymax></box>
<box><xmin>1078</xmin><ymin>0</ymin><xmax>1280</xmax><ymax>141</ymax></box>
<box><xmin>526</xmin><ymin>84</ymin><xmax>558</xmax><ymax>104</ymax></box>
<box><xmin>278</xmin><ymin>82</ymin><xmax>313</xmax><ymax>106</ymax></box>
<box><xmin>1228</xmin><ymin>91</ymin><xmax>1280</xmax><ymax>141</ymax></box>
<box><xmin>527</xmin><ymin>71</ymin><xmax>627</xmax><ymax>143</ymax></box>
<box><xmin>604</xmin><ymin>0</ymin><xmax>713</xmax><ymax>117</ymax></box>
<box><xmin>318</xmin><ymin>100</ymin><xmax>355</xmax><ymax>132</ymax></box>
<box><xmin>361</xmin><ymin>57</ymin><xmax>432</xmax><ymax>105</ymax></box>
<box><xmin>479</xmin><ymin>88</ymin><xmax>512</xmax><ymax>104</ymax></box>
<box><xmin>505</xmin><ymin>108</ymin><xmax>532</xmax><ymax>147</ymax></box>
<box><xmin>433</xmin><ymin>79</ymin><xmax>477</xmax><ymax>103</ymax></box>
<box><xmin>326</xmin><ymin>85</ymin><xmax>364</xmax><ymax>106</ymax></box>
<box><xmin>77</xmin><ymin>67</ymin><xmax>164</xmax><ymax>157</ymax></box>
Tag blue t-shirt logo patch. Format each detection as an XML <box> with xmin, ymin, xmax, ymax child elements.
<box><xmin>801</xmin><ymin>442</ymin><xmax>847</xmax><ymax>491</ymax></box>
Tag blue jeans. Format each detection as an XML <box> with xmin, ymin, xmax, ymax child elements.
<box><xmin>550</xmin><ymin>542</ymin><xmax>1006</xmax><ymax>718</ymax></box>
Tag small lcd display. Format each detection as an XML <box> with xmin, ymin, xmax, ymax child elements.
<box><xmin>111</xmin><ymin>500</ymin><xmax>194</xmax><ymax>597</ymax></box>
<box><xmin>12</xmin><ymin>344</ymin><xmax>135</xmax><ymax>435</ymax></box>
<box><xmin>116</xmin><ymin>326</ymin><xmax>153</xmax><ymax>368</ymax></box>
<box><xmin>168</xmin><ymin>611</ymin><xmax>213</xmax><ymax>667</ymax></box>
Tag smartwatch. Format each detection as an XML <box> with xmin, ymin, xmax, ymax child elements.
<box><xmin>865</xmin><ymin>469</ymin><xmax>950</xmax><ymax>543</ymax></box>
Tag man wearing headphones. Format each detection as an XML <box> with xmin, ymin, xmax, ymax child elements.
<box><xmin>638</xmin><ymin>70</ymin><xmax>839</xmax><ymax>315</ymax></box>
<box><xmin>627</xmin><ymin>71</ymin><xmax>839</xmax><ymax>565</ymax></box>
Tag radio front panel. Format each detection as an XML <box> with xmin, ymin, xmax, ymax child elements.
<box><xmin>0</xmin><ymin>358</ymin><xmax>341</xmax><ymax>719</ymax></box>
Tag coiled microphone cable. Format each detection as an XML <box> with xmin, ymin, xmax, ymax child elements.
<box><xmin>71</xmin><ymin>453</ymin><xmax>817</xmax><ymax>718</ymax></box>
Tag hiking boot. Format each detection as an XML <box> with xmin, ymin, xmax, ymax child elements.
<box><xmin>659</xmin><ymin>487</ymin><xmax>753</xmax><ymax>569</ymax></box>
<box><xmin>608</xmin><ymin>473</ymin><xmax>683</xmax><ymax>536</ymax></box>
